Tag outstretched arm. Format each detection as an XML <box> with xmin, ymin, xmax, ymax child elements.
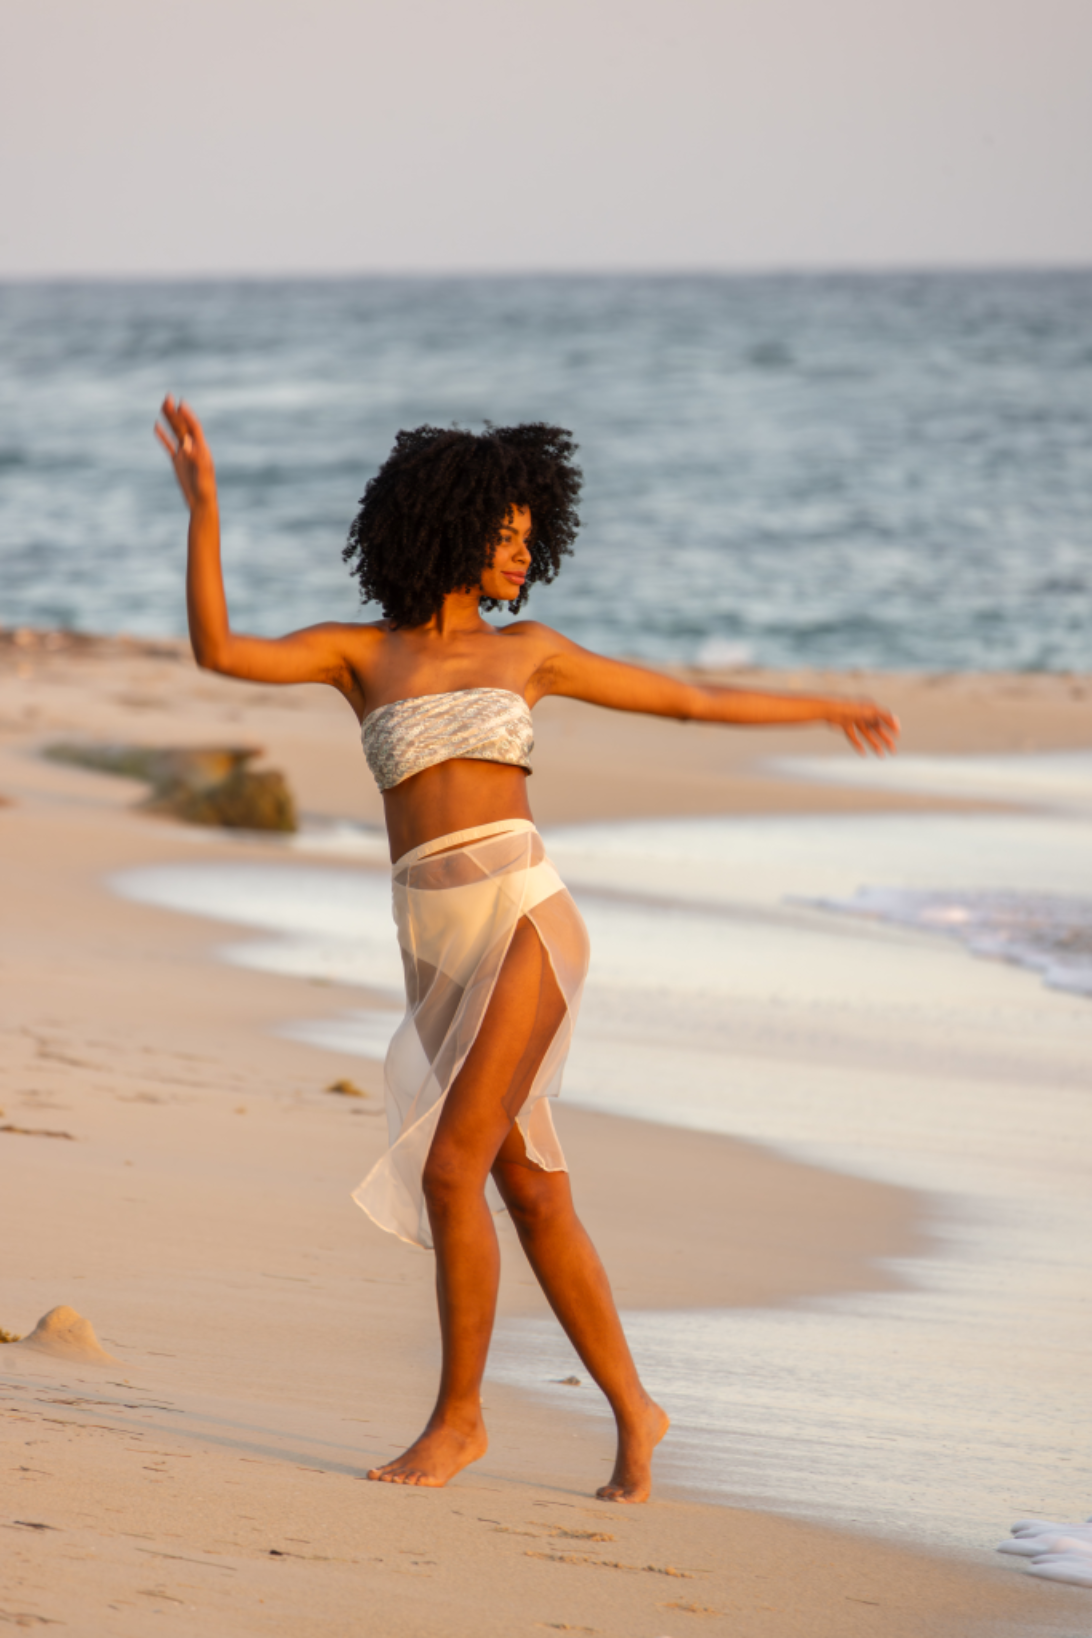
<box><xmin>155</xmin><ymin>397</ymin><xmax>363</xmax><ymax>693</ymax></box>
<box><xmin>530</xmin><ymin>632</ymin><xmax>898</xmax><ymax>756</ymax></box>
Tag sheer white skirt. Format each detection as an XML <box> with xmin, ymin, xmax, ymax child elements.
<box><xmin>352</xmin><ymin>819</ymin><xmax>590</xmax><ymax>1250</ymax></box>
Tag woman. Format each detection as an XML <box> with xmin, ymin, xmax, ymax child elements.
<box><xmin>156</xmin><ymin>398</ymin><xmax>898</xmax><ymax>1502</ymax></box>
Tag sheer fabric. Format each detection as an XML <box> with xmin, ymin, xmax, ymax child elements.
<box><xmin>352</xmin><ymin>819</ymin><xmax>590</xmax><ymax>1249</ymax></box>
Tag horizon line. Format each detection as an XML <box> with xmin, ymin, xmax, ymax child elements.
<box><xmin>2</xmin><ymin>258</ymin><xmax>1091</xmax><ymax>286</ymax></box>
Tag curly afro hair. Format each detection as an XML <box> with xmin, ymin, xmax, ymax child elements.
<box><xmin>343</xmin><ymin>423</ymin><xmax>582</xmax><ymax>628</ymax></box>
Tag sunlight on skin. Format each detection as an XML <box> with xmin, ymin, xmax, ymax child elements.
<box><xmin>155</xmin><ymin>396</ymin><xmax>897</xmax><ymax>1499</ymax></box>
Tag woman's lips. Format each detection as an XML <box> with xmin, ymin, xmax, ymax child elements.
<box><xmin>503</xmin><ymin>573</ymin><xmax>526</xmax><ymax>586</ymax></box>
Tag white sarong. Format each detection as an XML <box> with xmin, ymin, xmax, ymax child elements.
<box><xmin>352</xmin><ymin>819</ymin><xmax>589</xmax><ymax>1249</ymax></box>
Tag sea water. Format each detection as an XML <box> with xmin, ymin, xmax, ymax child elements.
<box><xmin>4</xmin><ymin>271</ymin><xmax>1092</xmax><ymax>671</ymax></box>
<box><xmin>111</xmin><ymin>771</ymin><xmax>1092</xmax><ymax>1548</ymax></box>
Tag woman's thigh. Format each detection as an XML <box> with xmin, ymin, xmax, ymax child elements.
<box><xmin>425</xmin><ymin>915</ymin><xmax>567</xmax><ymax>1190</ymax></box>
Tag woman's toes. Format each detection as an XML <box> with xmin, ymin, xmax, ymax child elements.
<box><xmin>596</xmin><ymin>1480</ymin><xmax>649</xmax><ymax>1503</ymax></box>
<box><xmin>366</xmin><ymin>1423</ymin><xmax>487</xmax><ymax>1489</ymax></box>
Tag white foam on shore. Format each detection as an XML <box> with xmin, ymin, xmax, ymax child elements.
<box><xmin>997</xmin><ymin>1515</ymin><xmax>1092</xmax><ymax>1589</ymax></box>
<box><xmin>807</xmin><ymin>885</ymin><xmax>1092</xmax><ymax>998</ymax></box>
<box><xmin>772</xmin><ymin>749</ymin><xmax>1092</xmax><ymax>817</ymax></box>
<box><xmin>111</xmin><ymin>800</ymin><xmax>1092</xmax><ymax>1548</ymax></box>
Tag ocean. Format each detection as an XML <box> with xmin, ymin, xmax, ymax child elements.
<box><xmin>3</xmin><ymin>271</ymin><xmax>1092</xmax><ymax>670</ymax></box>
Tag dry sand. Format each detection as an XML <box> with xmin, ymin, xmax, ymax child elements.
<box><xmin>2</xmin><ymin>632</ymin><xmax>1090</xmax><ymax>1636</ymax></box>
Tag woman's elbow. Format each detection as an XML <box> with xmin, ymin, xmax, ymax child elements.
<box><xmin>190</xmin><ymin>635</ymin><xmax>231</xmax><ymax>674</ymax></box>
<box><xmin>682</xmin><ymin>684</ymin><xmax>719</xmax><ymax>722</ymax></box>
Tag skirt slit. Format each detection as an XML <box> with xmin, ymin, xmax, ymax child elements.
<box><xmin>352</xmin><ymin>820</ymin><xmax>590</xmax><ymax>1250</ymax></box>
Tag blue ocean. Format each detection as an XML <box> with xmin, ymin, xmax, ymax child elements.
<box><xmin>3</xmin><ymin>272</ymin><xmax>1091</xmax><ymax>670</ymax></box>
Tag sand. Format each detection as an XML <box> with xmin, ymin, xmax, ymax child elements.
<box><xmin>2</xmin><ymin>631</ymin><xmax>1090</xmax><ymax>1635</ymax></box>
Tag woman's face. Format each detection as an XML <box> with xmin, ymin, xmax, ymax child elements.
<box><xmin>479</xmin><ymin>506</ymin><xmax>532</xmax><ymax>602</ymax></box>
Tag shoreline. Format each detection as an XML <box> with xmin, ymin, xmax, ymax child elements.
<box><xmin>2</xmin><ymin>634</ymin><xmax>1087</xmax><ymax>1634</ymax></box>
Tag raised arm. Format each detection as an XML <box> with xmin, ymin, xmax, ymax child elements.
<box><xmin>154</xmin><ymin>397</ymin><xmax>363</xmax><ymax>695</ymax></box>
<box><xmin>530</xmin><ymin>631</ymin><xmax>899</xmax><ymax>756</ymax></box>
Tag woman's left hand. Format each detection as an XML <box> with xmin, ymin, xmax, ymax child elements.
<box><xmin>825</xmin><ymin>699</ymin><xmax>900</xmax><ymax>756</ymax></box>
<box><xmin>155</xmin><ymin>396</ymin><xmax>218</xmax><ymax>514</ymax></box>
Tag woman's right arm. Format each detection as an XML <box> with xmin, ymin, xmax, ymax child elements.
<box><xmin>155</xmin><ymin>397</ymin><xmax>368</xmax><ymax>697</ymax></box>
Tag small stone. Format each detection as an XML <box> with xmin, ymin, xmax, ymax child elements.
<box><xmin>327</xmin><ymin>1079</ymin><xmax>368</xmax><ymax>1099</ymax></box>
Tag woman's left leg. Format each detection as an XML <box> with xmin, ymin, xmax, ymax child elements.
<box><xmin>491</xmin><ymin>1142</ymin><xmax>668</xmax><ymax>1502</ymax></box>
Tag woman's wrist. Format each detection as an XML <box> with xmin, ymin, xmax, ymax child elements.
<box><xmin>187</xmin><ymin>490</ymin><xmax>220</xmax><ymax>522</ymax></box>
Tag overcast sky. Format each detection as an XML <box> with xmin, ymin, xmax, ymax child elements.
<box><xmin>2</xmin><ymin>0</ymin><xmax>1090</xmax><ymax>276</ymax></box>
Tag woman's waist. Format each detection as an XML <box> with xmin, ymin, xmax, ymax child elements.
<box><xmin>393</xmin><ymin>817</ymin><xmax>540</xmax><ymax>874</ymax></box>
<box><xmin>382</xmin><ymin>761</ymin><xmax>533</xmax><ymax>865</ymax></box>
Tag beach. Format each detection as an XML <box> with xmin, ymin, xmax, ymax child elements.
<box><xmin>2</xmin><ymin>631</ymin><xmax>1090</xmax><ymax>1636</ymax></box>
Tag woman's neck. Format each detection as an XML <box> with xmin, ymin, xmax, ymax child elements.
<box><xmin>422</xmin><ymin>589</ymin><xmax>490</xmax><ymax>638</ymax></box>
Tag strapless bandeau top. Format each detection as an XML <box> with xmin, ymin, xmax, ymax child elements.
<box><xmin>362</xmin><ymin>687</ymin><xmax>534</xmax><ymax>792</ymax></box>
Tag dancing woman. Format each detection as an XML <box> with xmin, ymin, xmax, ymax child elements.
<box><xmin>156</xmin><ymin>399</ymin><xmax>898</xmax><ymax>1502</ymax></box>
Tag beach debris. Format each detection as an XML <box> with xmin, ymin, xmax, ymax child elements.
<box><xmin>326</xmin><ymin>1078</ymin><xmax>369</xmax><ymax>1099</ymax></box>
<box><xmin>4</xmin><ymin>625</ymin><xmax>87</xmax><ymax>654</ymax></box>
<box><xmin>554</xmin><ymin>1375</ymin><xmax>582</xmax><ymax>1386</ymax></box>
<box><xmin>1</xmin><ymin>625</ymin><xmax>183</xmax><ymax>661</ymax></box>
<box><xmin>44</xmin><ymin>740</ymin><xmax>297</xmax><ymax>832</ymax></box>
<box><xmin>0</xmin><ymin>1123</ymin><xmax>75</xmax><ymax>1140</ymax></box>
<box><xmin>7</xmin><ymin>1305</ymin><xmax>121</xmax><ymax>1365</ymax></box>
<box><xmin>550</xmin><ymin>1528</ymin><xmax>615</xmax><ymax>1543</ymax></box>
<box><xmin>0</xmin><ymin>1326</ymin><xmax>22</xmax><ymax>1343</ymax></box>
<box><xmin>997</xmin><ymin>1515</ymin><xmax>1092</xmax><ymax>1588</ymax></box>
<box><xmin>525</xmin><ymin>1550</ymin><xmax>693</xmax><ymax>1577</ymax></box>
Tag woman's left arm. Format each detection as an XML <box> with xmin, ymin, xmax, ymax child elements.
<box><xmin>529</xmin><ymin>632</ymin><xmax>899</xmax><ymax>756</ymax></box>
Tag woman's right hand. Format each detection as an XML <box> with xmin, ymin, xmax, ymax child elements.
<box><xmin>155</xmin><ymin>396</ymin><xmax>218</xmax><ymax>513</ymax></box>
<box><xmin>824</xmin><ymin>697</ymin><xmax>900</xmax><ymax>756</ymax></box>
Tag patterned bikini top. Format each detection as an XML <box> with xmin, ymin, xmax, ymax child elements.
<box><xmin>361</xmin><ymin>687</ymin><xmax>534</xmax><ymax>792</ymax></box>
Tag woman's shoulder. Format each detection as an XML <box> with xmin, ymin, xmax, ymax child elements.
<box><xmin>332</xmin><ymin>617</ymin><xmax>391</xmax><ymax>652</ymax></box>
<box><xmin>496</xmin><ymin>618</ymin><xmax>573</xmax><ymax>652</ymax></box>
<box><xmin>325</xmin><ymin>619</ymin><xmax>391</xmax><ymax>694</ymax></box>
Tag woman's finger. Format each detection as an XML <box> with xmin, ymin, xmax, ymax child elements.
<box><xmin>154</xmin><ymin>422</ymin><xmax>179</xmax><ymax>460</ymax></box>
<box><xmin>160</xmin><ymin>395</ymin><xmax>186</xmax><ymax>437</ymax></box>
<box><xmin>156</xmin><ymin>416</ymin><xmax>197</xmax><ymax>463</ymax></box>
<box><xmin>175</xmin><ymin>401</ymin><xmax>207</xmax><ymax>451</ymax></box>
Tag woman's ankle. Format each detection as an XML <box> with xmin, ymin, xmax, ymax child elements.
<box><xmin>428</xmin><ymin>1401</ymin><xmax>487</xmax><ymax>1437</ymax></box>
<box><xmin>611</xmin><ymin>1388</ymin><xmax>660</xmax><ymax>1431</ymax></box>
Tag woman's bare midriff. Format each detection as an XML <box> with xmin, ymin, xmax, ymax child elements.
<box><xmin>382</xmin><ymin>759</ymin><xmax>534</xmax><ymax>863</ymax></box>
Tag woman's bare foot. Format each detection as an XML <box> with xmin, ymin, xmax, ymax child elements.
<box><xmin>367</xmin><ymin>1417</ymin><xmax>488</xmax><ymax>1488</ymax></box>
<box><xmin>596</xmin><ymin>1398</ymin><xmax>670</xmax><ymax>1503</ymax></box>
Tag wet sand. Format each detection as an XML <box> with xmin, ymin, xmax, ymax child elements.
<box><xmin>2</xmin><ymin>631</ymin><xmax>1089</xmax><ymax>1635</ymax></box>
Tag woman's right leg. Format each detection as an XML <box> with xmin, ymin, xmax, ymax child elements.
<box><xmin>367</xmin><ymin>916</ymin><xmax>568</xmax><ymax>1488</ymax></box>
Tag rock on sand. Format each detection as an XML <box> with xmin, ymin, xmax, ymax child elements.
<box><xmin>9</xmin><ymin>1305</ymin><xmax>120</xmax><ymax>1364</ymax></box>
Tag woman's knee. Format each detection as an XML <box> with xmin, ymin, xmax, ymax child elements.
<box><xmin>422</xmin><ymin>1144</ymin><xmax>479</xmax><ymax>1216</ymax></box>
<box><xmin>500</xmin><ymin>1166</ymin><xmax>571</xmax><ymax>1236</ymax></box>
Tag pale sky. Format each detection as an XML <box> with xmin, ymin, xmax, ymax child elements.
<box><xmin>2</xmin><ymin>0</ymin><xmax>1090</xmax><ymax>276</ymax></box>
